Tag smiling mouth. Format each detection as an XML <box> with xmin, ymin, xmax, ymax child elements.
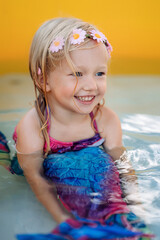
<box><xmin>74</xmin><ymin>96</ymin><xmax>95</xmax><ymax>102</ymax></box>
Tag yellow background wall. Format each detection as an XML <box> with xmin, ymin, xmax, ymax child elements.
<box><xmin>0</xmin><ymin>0</ymin><xmax>160</xmax><ymax>74</ymax></box>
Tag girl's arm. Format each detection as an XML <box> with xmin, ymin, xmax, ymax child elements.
<box><xmin>98</xmin><ymin>106</ymin><xmax>124</xmax><ymax>155</ymax></box>
<box><xmin>99</xmin><ymin>107</ymin><xmax>142</xmax><ymax>210</ymax></box>
<box><xmin>16</xmin><ymin>109</ymin><xmax>73</xmax><ymax>224</ymax></box>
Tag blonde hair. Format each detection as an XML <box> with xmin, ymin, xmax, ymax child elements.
<box><xmin>29</xmin><ymin>17</ymin><xmax>110</xmax><ymax>154</ymax></box>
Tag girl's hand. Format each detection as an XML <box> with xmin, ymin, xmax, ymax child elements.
<box><xmin>56</xmin><ymin>213</ymin><xmax>75</xmax><ymax>224</ymax></box>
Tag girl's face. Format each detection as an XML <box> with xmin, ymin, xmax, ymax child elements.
<box><xmin>46</xmin><ymin>41</ymin><xmax>108</xmax><ymax>115</ymax></box>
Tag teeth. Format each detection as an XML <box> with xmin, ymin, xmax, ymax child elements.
<box><xmin>76</xmin><ymin>96</ymin><xmax>94</xmax><ymax>101</ymax></box>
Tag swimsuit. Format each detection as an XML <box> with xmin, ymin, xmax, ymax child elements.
<box><xmin>44</xmin><ymin>111</ymin><xmax>105</xmax><ymax>153</ymax></box>
<box><xmin>12</xmin><ymin>112</ymin><xmax>105</xmax><ymax>154</ymax></box>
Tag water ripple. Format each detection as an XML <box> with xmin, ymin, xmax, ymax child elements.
<box><xmin>121</xmin><ymin>114</ymin><xmax>160</xmax><ymax>234</ymax></box>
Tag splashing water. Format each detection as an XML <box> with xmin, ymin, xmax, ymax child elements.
<box><xmin>122</xmin><ymin>114</ymin><xmax>160</xmax><ymax>239</ymax></box>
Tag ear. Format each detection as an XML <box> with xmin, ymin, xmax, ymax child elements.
<box><xmin>45</xmin><ymin>79</ymin><xmax>51</xmax><ymax>92</ymax></box>
<box><xmin>37</xmin><ymin>74</ymin><xmax>51</xmax><ymax>93</ymax></box>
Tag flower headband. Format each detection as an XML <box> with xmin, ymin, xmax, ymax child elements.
<box><xmin>49</xmin><ymin>28</ymin><xmax>113</xmax><ymax>55</ymax></box>
<box><xmin>37</xmin><ymin>29</ymin><xmax>112</xmax><ymax>76</ymax></box>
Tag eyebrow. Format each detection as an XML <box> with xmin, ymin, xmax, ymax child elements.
<box><xmin>74</xmin><ymin>65</ymin><xmax>107</xmax><ymax>70</ymax></box>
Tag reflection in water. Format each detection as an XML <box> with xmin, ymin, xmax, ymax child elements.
<box><xmin>0</xmin><ymin>113</ymin><xmax>160</xmax><ymax>239</ymax></box>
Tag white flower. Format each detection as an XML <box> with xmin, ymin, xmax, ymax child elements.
<box><xmin>49</xmin><ymin>38</ymin><xmax>65</xmax><ymax>53</ymax></box>
<box><xmin>70</xmin><ymin>29</ymin><xmax>87</xmax><ymax>45</ymax></box>
<box><xmin>90</xmin><ymin>30</ymin><xmax>107</xmax><ymax>43</ymax></box>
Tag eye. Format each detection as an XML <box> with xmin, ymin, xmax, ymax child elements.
<box><xmin>96</xmin><ymin>72</ymin><xmax>105</xmax><ymax>76</ymax></box>
<box><xmin>75</xmin><ymin>72</ymin><xmax>82</xmax><ymax>77</ymax></box>
<box><xmin>69</xmin><ymin>72</ymin><xmax>82</xmax><ymax>77</ymax></box>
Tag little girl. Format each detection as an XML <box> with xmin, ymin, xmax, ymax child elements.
<box><xmin>0</xmin><ymin>17</ymin><xmax>154</xmax><ymax>239</ymax></box>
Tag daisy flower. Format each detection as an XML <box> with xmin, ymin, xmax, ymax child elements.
<box><xmin>90</xmin><ymin>30</ymin><xmax>107</xmax><ymax>43</ymax></box>
<box><xmin>105</xmin><ymin>41</ymin><xmax>113</xmax><ymax>58</ymax></box>
<box><xmin>107</xmin><ymin>42</ymin><xmax>113</xmax><ymax>52</ymax></box>
<box><xmin>105</xmin><ymin>40</ymin><xmax>113</xmax><ymax>52</ymax></box>
<box><xmin>70</xmin><ymin>29</ymin><xmax>87</xmax><ymax>45</ymax></box>
<box><xmin>49</xmin><ymin>37</ymin><xmax>65</xmax><ymax>53</ymax></box>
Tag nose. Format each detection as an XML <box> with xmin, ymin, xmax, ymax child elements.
<box><xmin>83</xmin><ymin>75</ymin><xmax>97</xmax><ymax>91</ymax></box>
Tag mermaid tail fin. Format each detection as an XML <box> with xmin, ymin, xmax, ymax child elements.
<box><xmin>0</xmin><ymin>131</ymin><xmax>12</xmax><ymax>172</ymax></box>
<box><xmin>11</xmin><ymin>155</ymin><xmax>23</xmax><ymax>175</ymax></box>
<box><xmin>0</xmin><ymin>131</ymin><xmax>23</xmax><ymax>175</ymax></box>
<box><xmin>16</xmin><ymin>217</ymin><xmax>154</xmax><ymax>240</ymax></box>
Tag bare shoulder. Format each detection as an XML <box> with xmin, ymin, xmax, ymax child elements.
<box><xmin>16</xmin><ymin>108</ymin><xmax>44</xmax><ymax>154</ymax></box>
<box><xmin>99</xmin><ymin>106</ymin><xmax>121</xmax><ymax>127</ymax></box>
<box><xmin>97</xmin><ymin>106</ymin><xmax>123</xmax><ymax>150</ymax></box>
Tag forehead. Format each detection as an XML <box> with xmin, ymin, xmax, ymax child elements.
<box><xmin>59</xmin><ymin>41</ymin><xmax>108</xmax><ymax>70</ymax></box>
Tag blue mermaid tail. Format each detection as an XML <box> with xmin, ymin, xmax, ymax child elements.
<box><xmin>0</xmin><ymin>131</ymin><xmax>11</xmax><ymax>172</ymax></box>
<box><xmin>16</xmin><ymin>215</ymin><xmax>153</xmax><ymax>240</ymax></box>
<box><xmin>17</xmin><ymin>147</ymin><xmax>154</xmax><ymax>239</ymax></box>
<box><xmin>0</xmin><ymin>131</ymin><xmax>23</xmax><ymax>175</ymax></box>
<box><xmin>16</xmin><ymin>234</ymin><xmax>68</xmax><ymax>240</ymax></box>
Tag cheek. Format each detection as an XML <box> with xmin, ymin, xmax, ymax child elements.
<box><xmin>59</xmin><ymin>85</ymin><xmax>75</xmax><ymax>96</ymax></box>
<box><xmin>99</xmin><ymin>80</ymin><xmax>107</xmax><ymax>94</ymax></box>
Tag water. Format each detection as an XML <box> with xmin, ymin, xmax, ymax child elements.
<box><xmin>122</xmin><ymin>114</ymin><xmax>160</xmax><ymax>237</ymax></box>
<box><xmin>0</xmin><ymin>74</ymin><xmax>160</xmax><ymax>239</ymax></box>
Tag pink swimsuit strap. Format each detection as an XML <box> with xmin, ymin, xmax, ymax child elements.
<box><xmin>13</xmin><ymin>126</ymin><xmax>18</xmax><ymax>143</ymax></box>
<box><xmin>44</xmin><ymin>110</ymin><xmax>102</xmax><ymax>153</ymax></box>
<box><xmin>89</xmin><ymin>111</ymin><xmax>98</xmax><ymax>132</ymax></box>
